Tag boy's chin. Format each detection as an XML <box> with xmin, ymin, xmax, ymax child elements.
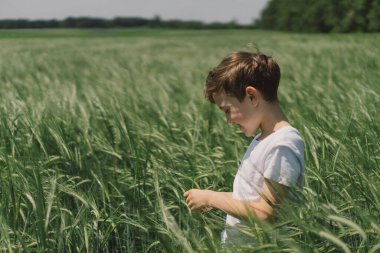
<box><xmin>242</xmin><ymin>128</ymin><xmax>257</xmax><ymax>137</ymax></box>
<box><xmin>242</xmin><ymin>130</ymin><xmax>253</xmax><ymax>137</ymax></box>
<box><xmin>238</xmin><ymin>125</ymin><xmax>255</xmax><ymax>137</ymax></box>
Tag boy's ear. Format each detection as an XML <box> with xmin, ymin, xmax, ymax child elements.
<box><xmin>245</xmin><ymin>86</ymin><xmax>258</xmax><ymax>101</ymax></box>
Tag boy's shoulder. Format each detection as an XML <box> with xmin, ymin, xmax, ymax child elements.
<box><xmin>273</xmin><ymin>125</ymin><xmax>303</xmax><ymax>144</ymax></box>
<box><xmin>253</xmin><ymin>125</ymin><xmax>304</xmax><ymax>154</ymax></box>
<box><xmin>245</xmin><ymin>125</ymin><xmax>304</xmax><ymax>177</ymax></box>
<box><xmin>266</xmin><ymin>126</ymin><xmax>304</xmax><ymax>162</ymax></box>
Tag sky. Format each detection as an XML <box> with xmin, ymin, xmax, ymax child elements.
<box><xmin>0</xmin><ymin>0</ymin><xmax>269</xmax><ymax>24</ymax></box>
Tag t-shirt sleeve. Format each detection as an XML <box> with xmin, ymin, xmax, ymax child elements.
<box><xmin>263</xmin><ymin>145</ymin><xmax>303</xmax><ymax>187</ymax></box>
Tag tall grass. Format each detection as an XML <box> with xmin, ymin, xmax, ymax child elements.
<box><xmin>0</xmin><ymin>29</ymin><xmax>379</xmax><ymax>252</ymax></box>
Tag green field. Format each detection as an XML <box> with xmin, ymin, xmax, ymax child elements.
<box><xmin>0</xmin><ymin>29</ymin><xmax>379</xmax><ymax>252</ymax></box>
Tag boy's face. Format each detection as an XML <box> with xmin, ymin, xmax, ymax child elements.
<box><xmin>213</xmin><ymin>91</ymin><xmax>261</xmax><ymax>137</ymax></box>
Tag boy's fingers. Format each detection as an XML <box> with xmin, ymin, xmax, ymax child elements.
<box><xmin>200</xmin><ymin>206</ymin><xmax>209</xmax><ymax>212</ymax></box>
<box><xmin>185</xmin><ymin>195</ymin><xmax>191</xmax><ymax>204</ymax></box>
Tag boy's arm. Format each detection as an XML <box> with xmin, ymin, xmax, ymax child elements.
<box><xmin>199</xmin><ymin>192</ymin><xmax>231</xmax><ymax>213</ymax></box>
<box><xmin>184</xmin><ymin>179</ymin><xmax>288</xmax><ymax>222</ymax></box>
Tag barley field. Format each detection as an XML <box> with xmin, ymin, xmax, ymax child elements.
<box><xmin>0</xmin><ymin>29</ymin><xmax>379</xmax><ymax>252</ymax></box>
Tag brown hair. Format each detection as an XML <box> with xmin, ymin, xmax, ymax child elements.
<box><xmin>204</xmin><ymin>51</ymin><xmax>281</xmax><ymax>103</ymax></box>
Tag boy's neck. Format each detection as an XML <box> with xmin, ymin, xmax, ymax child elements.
<box><xmin>258</xmin><ymin>102</ymin><xmax>289</xmax><ymax>140</ymax></box>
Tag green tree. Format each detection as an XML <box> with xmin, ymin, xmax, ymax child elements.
<box><xmin>257</xmin><ymin>0</ymin><xmax>380</xmax><ymax>32</ymax></box>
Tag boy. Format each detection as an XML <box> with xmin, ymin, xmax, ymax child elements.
<box><xmin>184</xmin><ymin>51</ymin><xmax>304</xmax><ymax>245</ymax></box>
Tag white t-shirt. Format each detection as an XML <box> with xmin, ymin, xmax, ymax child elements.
<box><xmin>221</xmin><ymin>125</ymin><xmax>305</xmax><ymax>244</ymax></box>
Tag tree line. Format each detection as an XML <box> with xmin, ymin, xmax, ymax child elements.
<box><xmin>256</xmin><ymin>0</ymin><xmax>380</xmax><ymax>32</ymax></box>
<box><xmin>0</xmin><ymin>16</ymin><xmax>251</xmax><ymax>29</ymax></box>
<box><xmin>2</xmin><ymin>0</ymin><xmax>379</xmax><ymax>33</ymax></box>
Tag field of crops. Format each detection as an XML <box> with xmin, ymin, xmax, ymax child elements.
<box><xmin>0</xmin><ymin>29</ymin><xmax>379</xmax><ymax>252</ymax></box>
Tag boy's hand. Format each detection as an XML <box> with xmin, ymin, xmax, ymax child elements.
<box><xmin>183</xmin><ymin>189</ymin><xmax>214</xmax><ymax>212</ymax></box>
